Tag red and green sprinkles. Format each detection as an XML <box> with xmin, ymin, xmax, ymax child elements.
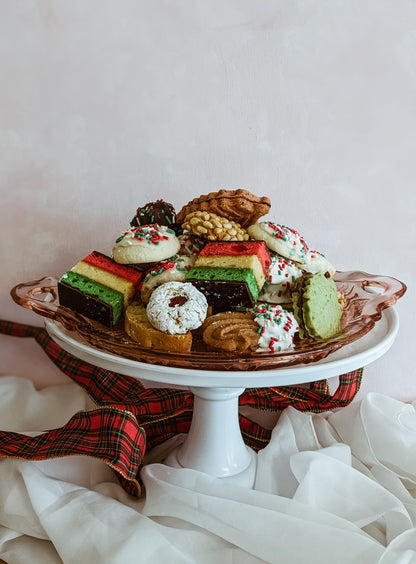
<box><xmin>266</xmin><ymin>221</ymin><xmax>309</xmax><ymax>259</ymax></box>
<box><xmin>142</xmin><ymin>256</ymin><xmax>191</xmax><ymax>282</ymax></box>
<box><xmin>252</xmin><ymin>303</ymin><xmax>299</xmax><ymax>352</ymax></box>
<box><xmin>116</xmin><ymin>225</ymin><xmax>174</xmax><ymax>245</ymax></box>
<box><xmin>135</xmin><ymin>200</ymin><xmax>175</xmax><ymax>225</ymax></box>
<box><xmin>253</xmin><ymin>303</ymin><xmax>293</xmax><ymax>329</ymax></box>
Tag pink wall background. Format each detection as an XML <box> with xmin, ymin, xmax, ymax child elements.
<box><xmin>1</xmin><ymin>1</ymin><xmax>414</xmax><ymax>399</ymax></box>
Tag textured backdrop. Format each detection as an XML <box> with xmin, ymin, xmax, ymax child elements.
<box><xmin>0</xmin><ymin>1</ymin><xmax>414</xmax><ymax>398</ymax></box>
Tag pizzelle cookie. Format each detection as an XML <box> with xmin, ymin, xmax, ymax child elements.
<box><xmin>176</xmin><ymin>189</ymin><xmax>271</xmax><ymax>228</ymax></box>
<box><xmin>201</xmin><ymin>312</ymin><xmax>259</xmax><ymax>352</ymax></box>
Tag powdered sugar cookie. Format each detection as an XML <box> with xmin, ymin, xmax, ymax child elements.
<box><xmin>146</xmin><ymin>281</ymin><xmax>208</xmax><ymax>335</ymax></box>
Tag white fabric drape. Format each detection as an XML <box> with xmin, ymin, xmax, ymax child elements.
<box><xmin>1</xmin><ymin>375</ymin><xmax>416</xmax><ymax>563</ymax></box>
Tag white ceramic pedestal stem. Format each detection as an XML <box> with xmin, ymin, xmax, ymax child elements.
<box><xmin>166</xmin><ymin>386</ymin><xmax>257</xmax><ymax>486</ymax></box>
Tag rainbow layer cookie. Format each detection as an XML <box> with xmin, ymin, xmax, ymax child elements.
<box><xmin>195</xmin><ymin>241</ymin><xmax>271</xmax><ymax>290</ymax></box>
<box><xmin>58</xmin><ymin>251</ymin><xmax>143</xmax><ymax>326</ymax></box>
<box><xmin>186</xmin><ymin>266</ymin><xmax>259</xmax><ymax>311</ymax></box>
<box><xmin>71</xmin><ymin>251</ymin><xmax>143</xmax><ymax>306</ymax></box>
<box><xmin>58</xmin><ymin>271</ymin><xmax>124</xmax><ymax>326</ymax></box>
<box><xmin>198</xmin><ymin>241</ymin><xmax>271</xmax><ymax>271</ymax></box>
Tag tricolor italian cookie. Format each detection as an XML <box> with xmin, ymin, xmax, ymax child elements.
<box><xmin>247</xmin><ymin>221</ymin><xmax>310</xmax><ymax>264</ymax></box>
<box><xmin>112</xmin><ymin>225</ymin><xmax>180</xmax><ymax>265</ymax></box>
<box><xmin>58</xmin><ymin>251</ymin><xmax>143</xmax><ymax>327</ymax></box>
<box><xmin>252</xmin><ymin>303</ymin><xmax>299</xmax><ymax>353</ymax></box>
<box><xmin>259</xmin><ymin>255</ymin><xmax>302</xmax><ymax>304</ymax></box>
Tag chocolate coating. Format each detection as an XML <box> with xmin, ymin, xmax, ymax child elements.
<box><xmin>130</xmin><ymin>199</ymin><xmax>176</xmax><ymax>228</ymax></box>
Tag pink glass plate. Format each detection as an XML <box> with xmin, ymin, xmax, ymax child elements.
<box><xmin>11</xmin><ymin>272</ymin><xmax>406</xmax><ymax>371</ymax></box>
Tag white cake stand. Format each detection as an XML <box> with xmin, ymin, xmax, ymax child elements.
<box><xmin>45</xmin><ymin>306</ymin><xmax>399</xmax><ymax>487</ymax></box>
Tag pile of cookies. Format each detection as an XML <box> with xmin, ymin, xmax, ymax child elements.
<box><xmin>58</xmin><ymin>189</ymin><xmax>343</xmax><ymax>355</ymax></box>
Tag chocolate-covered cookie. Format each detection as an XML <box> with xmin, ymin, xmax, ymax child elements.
<box><xmin>130</xmin><ymin>199</ymin><xmax>176</xmax><ymax>228</ymax></box>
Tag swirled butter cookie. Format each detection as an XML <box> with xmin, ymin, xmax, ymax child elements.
<box><xmin>201</xmin><ymin>311</ymin><xmax>259</xmax><ymax>352</ymax></box>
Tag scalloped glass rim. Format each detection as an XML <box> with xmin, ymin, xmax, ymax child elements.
<box><xmin>10</xmin><ymin>271</ymin><xmax>406</xmax><ymax>371</ymax></box>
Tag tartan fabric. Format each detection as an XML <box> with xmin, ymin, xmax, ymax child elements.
<box><xmin>0</xmin><ymin>319</ymin><xmax>363</xmax><ymax>496</ymax></box>
<box><xmin>0</xmin><ymin>407</ymin><xmax>144</xmax><ymax>496</ymax></box>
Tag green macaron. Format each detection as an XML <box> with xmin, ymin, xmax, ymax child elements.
<box><xmin>292</xmin><ymin>272</ymin><xmax>342</xmax><ymax>340</ymax></box>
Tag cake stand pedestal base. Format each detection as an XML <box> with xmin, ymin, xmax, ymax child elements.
<box><xmin>164</xmin><ymin>386</ymin><xmax>257</xmax><ymax>487</ymax></box>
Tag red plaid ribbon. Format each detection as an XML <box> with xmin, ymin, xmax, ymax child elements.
<box><xmin>0</xmin><ymin>320</ymin><xmax>362</xmax><ymax>496</ymax></box>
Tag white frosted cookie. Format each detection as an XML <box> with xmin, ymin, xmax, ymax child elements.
<box><xmin>146</xmin><ymin>281</ymin><xmax>208</xmax><ymax>335</ymax></box>
<box><xmin>301</xmin><ymin>250</ymin><xmax>336</xmax><ymax>277</ymax></box>
<box><xmin>140</xmin><ymin>255</ymin><xmax>196</xmax><ymax>303</ymax></box>
<box><xmin>252</xmin><ymin>303</ymin><xmax>299</xmax><ymax>353</ymax></box>
<box><xmin>177</xmin><ymin>233</ymin><xmax>206</xmax><ymax>257</ymax></box>
<box><xmin>259</xmin><ymin>255</ymin><xmax>302</xmax><ymax>304</ymax></box>
<box><xmin>112</xmin><ymin>225</ymin><xmax>180</xmax><ymax>264</ymax></box>
<box><xmin>247</xmin><ymin>221</ymin><xmax>310</xmax><ymax>264</ymax></box>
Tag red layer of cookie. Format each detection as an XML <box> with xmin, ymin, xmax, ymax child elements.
<box><xmin>83</xmin><ymin>251</ymin><xmax>142</xmax><ymax>287</ymax></box>
<box><xmin>198</xmin><ymin>241</ymin><xmax>271</xmax><ymax>273</ymax></box>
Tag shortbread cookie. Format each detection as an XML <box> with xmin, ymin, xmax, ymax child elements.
<box><xmin>112</xmin><ymin>225</ymin><xmax>180</xmax><ymax>264</ymax></box>
<box><xmin>124</xmin><ymin>302</ymin><xmax>192</xmax><ymax>352</ymax></box>
<box><xmin>146</xmin><ymin>281</ymin><xmax>208</xmax><ymax>335</ymax></box>
<box><xmin>292</xmin><ymin>272</ymin><xmax>342</xmax><ymax>339</ymax></box>
<box><xmin>247</xmin><ymin>221</ymin><xmax>310</xmax><ymax>264</ymax></box>
<box><xmin>201</xmin><ymin>312</ymin><xmax>259</xmax><ymax>352</ymax></box>
<box><xmin>181</xmin><ymin>211</ymin><xmax>249</xmax><ymax>242</ymax></box>
<box><xmin>252</xmin><ymin>303</ymin><xmax>299</xmax><ymax>353</ymax></box>
<box><xmin>177</xmin><ymin>189</ymin><xmax>271</xmax><ymax>228</ymax></box>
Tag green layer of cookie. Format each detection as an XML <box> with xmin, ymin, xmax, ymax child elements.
<box><xmin>59</xmin><ymin>270</ymin><xmax>124</xmax><ymax>325</ymax></box>
<box><xmin>186</xmin><ymin>266</ymin><xmax>259</xmax><ymax>301</ymax></box>
<box><xmin>293</xmin><ymin>273</ymin><xmax>341</xmax><ymax>339</ymax></box>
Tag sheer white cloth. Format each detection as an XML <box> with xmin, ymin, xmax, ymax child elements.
<box><xmin>1</xmin><ymin>375</ymin><xmax>416</xmax><ymax>564</ymax></box>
